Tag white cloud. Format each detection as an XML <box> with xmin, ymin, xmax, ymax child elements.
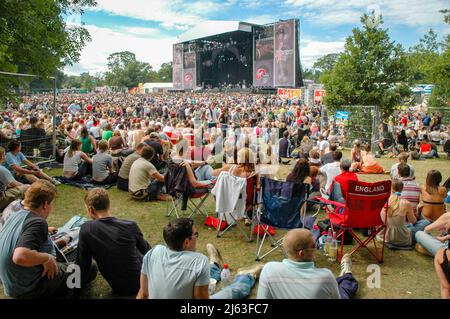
<box><xmin>64</xmin><ymin>25</ymin><xmax>176</xmax><ymax>75</ymax></box>
<box><xmin>285</xmin><ymin>0</ymin><xmax>449</xmax><ymax>28</ymax></box>
<box><xmin>90</xmin><ymin>0</ymin><xmax>222</xmax><ymax>30</ymax></box>
<box><xmin>300</xmin><ymin>38</ymin><xmax>345</xmax><ymax>68</ymax></box>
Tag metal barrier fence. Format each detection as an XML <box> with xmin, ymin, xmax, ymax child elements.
<box><xmin>0</xmin><ymin>71</ymin><xmax>57</xmax><ymax>164</ymax></box>
<box><xmin>327</xmin><ymin>105</ymin><xmax>380</xmax><ymax>150</ymax></box>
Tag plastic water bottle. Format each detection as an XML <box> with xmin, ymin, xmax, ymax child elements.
<box><xmin>328</xmin><ymin>231</ymin><xmax>338</xmax><ymax>262</ymax></box>
<box><xmin>220</xmin><ymin>264</ymin><xmax>231</xmax><ymax>286</ymax></box>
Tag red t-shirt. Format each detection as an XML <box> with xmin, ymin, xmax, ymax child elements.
<box><xmin>401</xmin><ymin>116</ymin><xmax>407</xmax><ymax>127</ymax></box>
<box><xmin>420</xmin><ymin>143</ymin><xmax>431</xmax><ymax>153</ymax></box>
<box><xmin>334</xmin><ymin>171</ymin><xmax>359</xmax><ymax>199</ymax></box>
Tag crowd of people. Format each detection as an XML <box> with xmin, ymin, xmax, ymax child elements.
<box><xmin>0</xmin><ymin>91</ymin><xmax>448</xmax><ymax>299</ymax></box>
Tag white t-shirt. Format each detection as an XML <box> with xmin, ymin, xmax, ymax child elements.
<box><xmin>319</xmin><ymin>140</ymin><xmax>329</xmax><ymax>152</ymax></box>
<box><xmin>319</xmin><ymin>162</ymin><xmax>341</xmax><ymax>192</ymax></box>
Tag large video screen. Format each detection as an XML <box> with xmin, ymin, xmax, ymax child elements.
<box><xmin>183</xmin><ymin>52</ymin><xmax>196</xmax><ymax>89</ymax></box>
<box><xmin>172</xmin><ymin>44</ymin><xmax>183</xmax><ymax>90</ymax></box>
<box><xmin>253</xmin><ymin>35</ymin><xmax>274</xmax><ymax>87</ymax></box>
<box><xmin>274</xmin><ymin>19</ymin><xmax>296</xmax><ymax>87</ymax></box>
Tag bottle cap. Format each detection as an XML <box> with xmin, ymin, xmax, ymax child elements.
<box><xmin>223</xmin><ymin>263</ymin><xmax>229</xmax><ymax>269</ymax></box>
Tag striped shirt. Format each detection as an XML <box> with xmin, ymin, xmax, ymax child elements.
<box><xmin>399</xmin><ymin>177</ymin><xmax>420</xmax><ymax>217</ymax></box>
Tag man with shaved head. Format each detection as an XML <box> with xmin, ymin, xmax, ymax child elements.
<box><xmin>257</xmin><ymin>229</ymin><xmax>358</xmax><ymax>299</ymax></box>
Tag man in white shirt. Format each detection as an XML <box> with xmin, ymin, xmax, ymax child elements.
<box><xmin>257</xmin><ymin>228</ymin><xmax>358</xmax><ymax>299</ymax></box>
<box><xmin>317</xmin><ymin>135</ymin><xmax>329</xmax><ymax>159</ymax></box>
<box><xmin>318</xmin><ymin>150</ymin><xmax>343</xmax><ymax>193</ymax></box>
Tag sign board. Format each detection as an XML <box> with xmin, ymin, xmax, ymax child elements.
<box><xmin>277</xmin><ymin>88</ymin><xmax>301</xmax><ymax>99</ymax></box>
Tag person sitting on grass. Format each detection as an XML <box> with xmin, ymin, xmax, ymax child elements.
<box><xmin>420</xmin><ymin>135</ymin><xmax>439</xmax><ymax>159</ymax></box>
<box><xmin>434</xmin><ymin>225</ymin><xmax>450</xmax><ymax>299</ymax></box>
<box><xmin>390</xmin><ymin>152</ymin><xmax>414</xmax><ymax>179</ymax></box>
<box><xmin>0</xmin><ymin>181</ymin><xmax>75</xmax><ymax>298</ymax></box>
<box><xmin>92</xmin><ymin>140</ymin><xmax>117</xmax><ymax>185</ymax></box>
<box><xmin>415</xmin><ymin>212</ymin><xmax>450</xmax><ymax>257</ymax></box>
<box><xmin>128</xmin><ymin>145</ymin><xmax>168</xmax><ymax>201</ymax></box>
<box><xmin>77</xmin><ymin>188</ymin><xmax>151</xmax><ymax>296</ymax></box>
<box><xmin>117</xmin><ymin>143</ymin><xmax>148</xmax><ymax>191</ymax></box>
<box><xmin>376</xmin><ymin>179</ymin><xmax>417</xmax><ymax>248</ymax></box>
<box><xmin>136</xmin><ymin>217</ymin><xmax>263</xmax><ymax>299</ymax></box>
<box><xmin>4</xmin><ymin>140</ymin><xmax>60</xmax><ymax>185</ymax></box>
<box><xmin>63</xmin><ymin>139</ymin><xmax>93</xmax><ymax>180</ymax></box>
<box><xmin>0</xmin><ymin>147</ymin><xmax>29</xmax><ymax>211</ymax></box>
<box><xmin>257</xmin><ymin>228</ymin><xmax>358</xmax><ymax>299</ymax></box>
<box><xmin>359</xmin><ymin>143</ymin><xmax>385</xmax><ymax>174</ymax></box>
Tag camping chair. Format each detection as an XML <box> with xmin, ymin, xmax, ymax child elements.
<box><xmin>211</xmin><ymin>171</ymin><xmax>258</xmax><ymax>241</ymax></box>
<box><xmin>310</xmin><ymin>179</ymin><xmax>391</xmax><ymax>263</ymax></box>
<box><xmin>255</xmin><ymin>177</ymin><xmax>310</xmax><ymax>261</ymax></box>
<box><xmin>165</xmin><ymin>161</ymin><xmax>210</xmax><ymax>219</ymax></box>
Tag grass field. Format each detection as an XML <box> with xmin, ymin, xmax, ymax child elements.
<box><xmin>0</xmin><ymin>150</ymin><xmax>449</xmax><ymax>299</ymax></box>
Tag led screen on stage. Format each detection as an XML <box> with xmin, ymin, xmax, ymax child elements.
<box><xmin>183</xmin><ymin>52</ymin><xmax>196</xmax><ymax>89</ymax></box>
<box><xmin>173</xmin><ymin>44</ymin><xmax>183</xmax><ymax>90</ymax></box>
<box><xmin>253</xmin><ymin>37</ymin><xmax>274</xmax><ymax>87</ymax></box>
<box><xmin>274</xmin><ymin>20</ymin><xmax>295</xmax><ymax>87</ymax></box>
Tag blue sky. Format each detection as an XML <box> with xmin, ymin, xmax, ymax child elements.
<box><xmin>64</xmin><ymin>0</ymin><xmax>450</xmax><ymax>75</ymax></box>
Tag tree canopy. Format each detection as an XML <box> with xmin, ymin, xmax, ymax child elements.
<box><xmin>0</xmin><ymin>0</ymin><xmax>96</xmax><ymax>100</ymax></box>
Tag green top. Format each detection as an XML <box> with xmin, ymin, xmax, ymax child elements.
<box><xmin>102</xmin><ymin>130</ymin><xmax>113</xmax><ymax>141</ymax></box>
<box><xmin>81</xmin><ymin>135</ymin><xmax>93</xmax><ymax>153</ymax></box>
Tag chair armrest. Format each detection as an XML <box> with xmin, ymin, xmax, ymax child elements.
<box><xmin>307</xmin><ymin>196</ymin><xmax>345</xmax><ymax>208</ymax></box>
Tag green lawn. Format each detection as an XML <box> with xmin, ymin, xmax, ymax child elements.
<box><xmin>1</xmin><ymin>151</ymin><xmax>449</xmax><ymax>299</ymax></box>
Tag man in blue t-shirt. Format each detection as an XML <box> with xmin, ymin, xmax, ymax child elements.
<box><xmin>0</xmin><ymin>147</ymin><xmax>29</xmax><ymax>210</ymax></box>
<box><xmin>4</xmin><ymin>140</ymin><xmax>59</xmax><ymax>185</ymax></box>
<box><xmin>0</xmin><ymin>181</ymin><xmax>69</xmax><ymax>298</ymax></box>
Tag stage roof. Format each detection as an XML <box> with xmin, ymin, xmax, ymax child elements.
<box><xmin>177</xmin><ymin>21</ymin><xmax>257</xmax><ymax>43</ymax></box>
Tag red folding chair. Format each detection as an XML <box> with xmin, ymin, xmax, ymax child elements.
<box><xmin>313</xmin><ymin>180</ymin><xmax>391</xmax><ymax>263</ymax></box>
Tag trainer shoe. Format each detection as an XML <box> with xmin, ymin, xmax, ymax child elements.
<box><xmin>206</xmin><ymin>243</ymin><xmax>224</xmax><ymax>268</ymax></box>
<box><xmin>236</xmin><ymin>264</ymin><xmax>265</xmax><ymax>279</ymax></box>
<box><xmin>339</xmin><ymin>253</ymin><xmax>352</xmax><ymax>277</ymax></box>
<box><xmin>52</xmin><ymin>178</ymin><xmax>61</xmax><ymax>185</ymax></box>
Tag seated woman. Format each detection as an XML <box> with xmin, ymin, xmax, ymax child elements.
<box><xmin>415</xmin><ymin>211</ymin><xmax>450</xmax><ymax>257</ymax></box>
<box><xmin>420</xmin><ymin>135</ymin><xmax>439</xmax><ymax>159</ymax></box>
<box><xmin>350</xmin><ymin>139</ymin><xmax>363</xmax><ymax>172</ymax></box>
<box><xmin>359</xmin><ymin>144</ymin><xmax>385</xmax><ymax>174</ymax></box>
<box><xmin>63</xmin><ymin>139</ymin><xmax>93</xmax><ymax>180</ymax></box>
<box><xmin>308</xmin><ymin>149</ymin><xmax>321</xmax><ymax>167</ymax></box>
<box><xmin>213</xmin><ymin>147</ymin><xmax>260</xmax><ymax>225</ymax></box>
<box><xmin>377</xmin><ymin>180</ymin><xmax>417</xmax><ymax>248</ymax></box>
<box><xmin>420</xmin><ymin>170</ymin><xmax>447</xmax><ymax>223</ymax></box>
<box><xmin>286</xmin><ymin>158</ymin><xmax>311</xmax><ymax>196</ymax></box>
<box><xmin>434</xmin><ymin>235</ymin><xmax>450</xmax><ymax>298</ymax></box>
<box><xmin>92</xmin><ymin>140</ymin><xmax>117</xmax><ymax>185</ymax></box>
<box><xmin>80</xmin><ymin>126</ymin><xmax>96</xmax><ymax>155</ymax></box>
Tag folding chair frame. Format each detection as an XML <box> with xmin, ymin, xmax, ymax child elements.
<box><xmin>254</xmin><ymin>182</ymin><xmax>310</xmax><ymax>261</ymax></box>
<box><xmin>311</xmin><ymin>193</ymin><xmax>389</xmax><ymax>264</ymax></box>
<box><xmin>166</xmin><ymin>191</ymin><xmax>210</xmax><ymax>219</ymax></box>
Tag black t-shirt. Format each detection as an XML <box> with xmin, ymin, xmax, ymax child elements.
<box><xmin>16</xmin><ymin>213</ymin><xmax>49</xmax><ymax>251</ymax></box>
<box><xmin>321</xmin><ymin>152</ymin><xmax>334</xmax><ymax>165</ymax></box>
<box><xmin>144</xmin><ymin>140</ymin><xmax>164</xmax><ymax>169</ymax></box>
<box><xmin>77</xmin><ymin>217</ymin><xmax>151</xmax><ymax>296</ymax></box>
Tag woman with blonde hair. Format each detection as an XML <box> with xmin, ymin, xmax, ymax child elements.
<box><xmin>377</xmin><ymin>179</ymin><xmax>417</xmax><ymax>247</ymax></box>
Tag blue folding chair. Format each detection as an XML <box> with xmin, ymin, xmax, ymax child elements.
<box><xmin>255</xmin><ymin>177</ymin><xmax>311</xmax><ymax>261</ymax></box>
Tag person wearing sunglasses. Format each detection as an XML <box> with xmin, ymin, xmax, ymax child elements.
<box><xmin>137</xmin><ymin>217</ymin><xmax>264</xmax><ymax>299</ymax></box>
<box><xmin>257</xmin><ymin>228</ymin><xmax>358</xmax><ymax>299</ymax></box>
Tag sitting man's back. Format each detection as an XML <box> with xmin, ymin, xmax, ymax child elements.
<box><xmin>258</xmin><ymin>229</ymin><xmax>358</xmax><ymax>299</ymax></box>
<box><xmin>78</xmin><ymin>188</ymin><xmax>151</xmax><ymax>296</ymax></box>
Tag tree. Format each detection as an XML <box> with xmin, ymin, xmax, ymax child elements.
<box><xmin>104</xmin><ymin>51</ymin><xmax>154</xmax><ymax>88</ymax></box>
<box><xmin>322</xmin><ymin>13</ymin><xmax>410</xmax><ymax>116</ymax></box>
<box><xmin>313</xmin><ymin>53</ymin><xmax>340</xmax><ymax>73</ymax></box>
<box><xmin>428</xmin><ymin>10</ymin><xmax>450</xmax><ymax>108</ymax></box>
<box><xmin>0</xmin><ymin>0</ymin><xmax>96</xmax><ymax>101</ymax></box>
<box><xmin>407</xmin><ymin>29</ymin><xmax>441</xmax><ymax>83</ymax></box>
<box><xmin>158</xmin><ymin>62</ymin><xmax>172</xmax><ymax>82</ymax></box>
